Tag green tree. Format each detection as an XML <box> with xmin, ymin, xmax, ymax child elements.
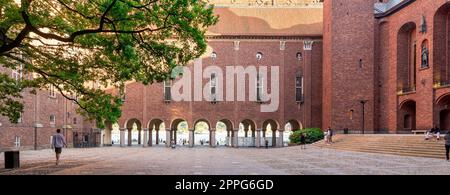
<box><xmin>0</xmin><ymin>0</ymin><xmax>218</xmax><ymax>128</ymax></box>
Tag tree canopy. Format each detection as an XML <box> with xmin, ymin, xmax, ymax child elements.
<box><xmin>0</xmin><ymin>0</ymin><xmax>218</xmax><ymax>128</ymax></box>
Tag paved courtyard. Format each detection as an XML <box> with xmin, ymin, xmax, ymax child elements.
<box><xmin>0</xmin><ymin>146</ymin><xmax>449</xmax><ymax>175</ymax></box>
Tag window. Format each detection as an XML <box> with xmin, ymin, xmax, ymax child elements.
<box><xmin>119</xmin><ymin>86</ymin><xmax>126</xmax><ymax>101</ymax></box>
<box><xmin>404</xmin><ymin>114</ymin><xmax>412</xmax><ymax>129</ymax></box>
<box><xmin>211</xmin><ymin>52</ymin><xmax>217</xmax><ymax>60</ymax></box>
<box><xmin>49</xmin><ymin>85</ymin><xmax>57</xmax><ymax>98</ymax></box>
<box><xmin>256</xmin><ymin>52</ymin><xmax>263</xmax><ymax>60</ymax></box>
<box><xmin>14</xmin><ymin>136</ymin><xmax>21</xmax><ymax>148</ymax></box>
<box><xmin>210</xmin><ymin>73</ymin><xmax>217</xmax><ymax>101</ymax></box>
<box><xmin>17</xmin><ymin>113</ymin><xmax>23</xmax><ymax>123</ymax></box>
<box><xmin>256</xmin><ymin>73</ymin><xmax>264</xmax><ymax>102</ymax></box>
<box><xmin>296</xmin><ymin>52</ymin><xmax>303</xmax><ymax>61</ymax></box>
<box><xmin>73</xmin><ymin>117</ymin><xmax>77</xmax><ymax>124</ymax></box>
<box><xmin>295</xmin><ymin>74</ymin><xmax>304</xmax><ymax>102</ymax></box>
<box><xmin>12</xmin><ymin>64</ymin><xmax>23</xmax><ymax>81</ymax></box>
<box><xmin>50</xmin><ymin>115</ymin><xmax>56</xmax><ymax>126</ymax></box>
<box><xmin>349</xmin><ymin>109</ymin><xmax>354</xmax><ymax>120</ymax></box>
<box><xmin>164</xmin><ymin>80</ymin><xmax>171</xmax><ymax>101</ymax></box>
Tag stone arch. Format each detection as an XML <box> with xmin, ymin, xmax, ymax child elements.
<box><xmin>193</xmin><ymin>119</ymin><xmax>211</xmax><ymax>146</ymax></box>
<box><xmin>216</xmin><ymin>119</ymin><xmax>234</xmax><ymax>146</ymax></box>
<box><xmin>238</xmin><ymin>119</ymin><xmax>257</xmax><ymax>147</ymax></box>
<box><xmin>102</xmin><ymin>121</ymin><xmax>114</xmax><ymax>146</ymax></box>
<box><xmin>284</xmin><ymin>119</ymin><xmax>302</xmax><ymax>146</ymax></box>
<box><xmin>123</xmin><ymin>118</ymin><xmax>142</xmax><ymax>146</ymax></box>
<box><xmin>147</xmin><ymin>118</ymin><xmax>165</xmax><ymax>146</ymax></box>
<box><xmin>285</xmin><ymin>119</ymin><xmax>302</xmax><ymax>131</ymax></box>
<box><xmin>436</xmin><ymin>93</ymin><xmax>450</xmax><ymax>131</ymax></box>
<box><xmin>398</xmin><ymin>100</ymin><xmax>416</xmax><ymax>131</ymax></box>
<box><xmin>148</xmin><ymin>118</ymin><xmax>164</xmax><ymax>130</ymax></box>
<box><xmin>124</xmin><ymin>118</ymin><xmax>142</xmax><ymax>130</ymax></box>
<box><xmin>397</xmin><ymin>22</ymin><xmax>417</xmax><ymax>94</ymax></box>
<box><xmin>262</xmin><ymin>119</ymin><xmax>280</xmax><ymax>147</ymax></box>
<box><xmin>169</xmin><ymin>118</ymin><xmax>189</xmax><ymax>146</ymax></box>
<box><xmin>433</xmin><ymin>3</ymin><xmax>450</xmax><ymax>85</ymax></box>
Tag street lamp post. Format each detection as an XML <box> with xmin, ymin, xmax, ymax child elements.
<box><xmin>360</xmin><ymin>100</ymin><xmax>368</xmax><ymax>134</ymax></box>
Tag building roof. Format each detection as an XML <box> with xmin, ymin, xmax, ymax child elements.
<box><xmin>207</xmin><ymin>6</ymin><xmax>323</xmax><ymax>37</ymax></box>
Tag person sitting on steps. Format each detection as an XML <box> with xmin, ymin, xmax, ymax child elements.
<box><xmin>425</xmin><ymin>126</ymin><xmax>441</xmax><ymax>140</ymax></box>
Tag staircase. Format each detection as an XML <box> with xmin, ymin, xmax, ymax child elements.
<box><xmin>313</xmin><ymin>135</ymin><xmax>447</xmax><ymax>159</ymax></box>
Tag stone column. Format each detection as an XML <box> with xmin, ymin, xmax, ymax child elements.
<box><xmin>189</xmin><ymin>129</ymin><xmax>194</xmax><ymax>148</ymax></box>
<box><xmin>173</xmin><ymin>130</ymin><xmax>177</xmax><ymax>145</ymax></box>
<box><xmin>233</xmin><ymin>129</ymin><xmax>239</xmax><ymax>148</ymax></box>
<box><xmin>127</xmin><ymin>129</ymin><xmax>132</xmax><ymax>146</ymax></box>
<box><xmin>227</xmin><ymin>130</ymin><xmax>231</xmax><ymax>147</ymax></box>
<box><xmin>120</xmin><ymin>128</ymin><xmax>126</xmax><ymax>147</ymax></box>
<box><xmin>272</xmin><ymin>130</ymin><xmax>277</xmax><ymax>147</ymax></box>
<box><xmin>100</xmin><ymin>129</ymin><xmax>105</xmax><ymax>147</ymax></box>
<box><xmin>165</xmin><ymin>129</ymin><xmax>171</xmax><ymax>147</ymax></box>
<box><xmin>143</xmin><ymin>128</ymin><xmax>149</xmax><ymax>148</ymax></box>
<box><xmin>210</xmin><ymin>129</ymin><xmax>216</xmax><ymax>148</ymax></box>
<box><xmin>155</xmin><ymin>130</ymin><xmax>159</xmax><ymax>145</ymax></box>
<box><xmin>138</xmin><ymin>129</ymin><xmax>142</xmax><ymax>145</ymax></box>
<box><xmin>255</xmin><ymin>129</ymin><xmax>261</xmax><ymax>148</ymax></box>
<box><xmin>278</xmin><ymin>130</ymin><xmax>284</xmax><ymax>147</ymax></box>
<box><xmin>149</xmin><ymin>129</ymin><xmax>153</xmax><ymax>146</ymax></box>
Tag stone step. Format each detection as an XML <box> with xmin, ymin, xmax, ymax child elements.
<box><xmin>318</xmin><ymin>146</ymin><xmax>446</xmax><ymax>159</ymax></box>
<box><xmin>315</xmin><ymin>142</ymin><xmax>445</xmax><ymax>149</ymax></box>
<box><xmin>314</xmin><ymin>135</ymin><xmax>448</xmax><ymax>159</ymax></box>
<box><xmin>317</xmin><ymin>143</ymin><xmax>446</xmax><ymax>154</ymax></box>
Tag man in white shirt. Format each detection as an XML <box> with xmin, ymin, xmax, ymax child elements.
<box><xmin>52</xmin><ymin>129</ymin><xmax>67</xmax><ymax>165</ymax></box>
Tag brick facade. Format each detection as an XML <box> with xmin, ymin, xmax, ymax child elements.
<box><xmin>3</xmin><ymin>0</ymin><xmax>450</xmax><ymax>150</ymax></box>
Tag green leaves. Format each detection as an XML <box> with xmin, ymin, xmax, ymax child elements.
<box><xmin>0</xmin><ymin>73</ymin><xmax>24</xmax><ymax>123</ymax></box>
<box><xmin>0</xmin><ymin>0</ymin><xmax>218</xmax><ymax>127</ymax></box>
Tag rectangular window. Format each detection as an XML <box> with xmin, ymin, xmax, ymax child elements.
<box><xmin>50</xmin><ymin>115</ymin><xmax>56</xmax><ymax>126</ymax></box>
<box><xmin>17</xmin><ymin>113</ymin><xmax>23</xmax><ymax>123</ymax></box>
<box><xmin>164</xmin><ymin>80</ymin><xmax>171</xmax><ymax>101</ymax></box>
<box><xmin>210</xmin><ymin>73</ymin><xmax>217</xmax><ymax>101</ymax></box>
<box><xmin>256</xmin><ymin>74</ymin><xmax>264</xmax><ymax>102</ymax></box>
<box><xmin>119</xmin><ymin>86</ymin><xmax>126</xmax><ymax>101</ymax></box>
<box><xmin>73</xmin><ymin>117</ymin><xmax>77</xmax><ymax>124</ymax></box>
<box><xmin>296</xmin><ymin>75</ymin><xmax>304</xmax><ymax>102</ymax></box>
<box><xmin>49</xmin><ymin>85</ymin><xmax>57</xmax><ymax>98</ymax></box>
<box><xmin>11</xmin><ymin>64</ymin><xmax>23</xmax><ymax>81</ymax></box>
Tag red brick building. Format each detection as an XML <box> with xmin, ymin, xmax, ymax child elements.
<box><xmin>0</xmin><ymin>65</ymin><xmax>92</xmax><ymax>151</ymax></box>
<box><xmin>2</xmin><ymin>0</ymin><xmax>450</xmax><ymax>150</ymax></box>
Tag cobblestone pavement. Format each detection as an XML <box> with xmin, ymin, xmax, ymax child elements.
<box><xmin>0</xmin><ymin>146</ymin><xmax>449</xmax><ymax>175</ymax></box>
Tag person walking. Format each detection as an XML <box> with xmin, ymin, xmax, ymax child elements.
<box><xmin>52</xmin><ymin>129</ymin><xmax>67</xmax><ymax>165</ymax></box>
<box><xmin>327</xmin><ymin>127</ymin><xmax>334</xmax><ymax>144</ymax></box>
<box><xmin>435</xmin><ymin>126</ymin><xmax>441</xmax><ymax>140</ymax></box>
<box><xmin>445</xmin><ymin>131</ymin><xmax>450</xmax><ymax>161</ymax></box>
<box><xmin>300</xmin><ymin>133</ymin><xmax>306</xmax><ymax>149</ymax></box>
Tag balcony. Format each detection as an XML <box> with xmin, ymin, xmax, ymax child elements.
<box><xmin>434</xmin><ymin>80</ymin><xmax>450</xmax><ymax>89</ymax></box>
<box><xmin>397</xmin><ymin>86</ymin><xmax>416</xmax><ymax>95</ymax></box>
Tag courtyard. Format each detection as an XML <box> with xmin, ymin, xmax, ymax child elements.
<box><xmin>1</xmin><ymin>146</ymin><xmax>449</xmax><ymax>175</ymax></box>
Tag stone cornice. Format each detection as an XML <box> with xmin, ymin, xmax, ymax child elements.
<box><xmin>375</xmin><ymin>0</ymin><xmax>416</xmax><ymax>18</ymax></box>
<box><xmin>206</xmin><ymin>34</ymin><xmax>323</xmax><ymax>40</ymax></box>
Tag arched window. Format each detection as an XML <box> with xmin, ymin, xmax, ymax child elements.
<box><xmin>256</xmin><ymin>73</ymin><xmax>264</xmax><ymax>102</ymax></box>
<box><xmin>296</xmin><ymin>52</ymin><xmax>303</xmax><ymax>61</ymax></box>
<box><xmin>397</xmin><ymin>22</ymin><xmax>417</xmax><ymax>94</ymax></box>
<box><xmin>295</xmin><ymin>73</ymin><xmax>303</xmax><ymax>102</ymax></box>
<box><xmin>163</xmin><ymin>80</ymin><xmax>171</xmax><ymax>101</ymax></box>
<box><xmin>256</xmin><ymin>52</ymin><xmax>263</xmax><ymax>60</ymax></box>
<box><xmin>210</xmin><ymin>73</ymin><xmax>217</xmax><ymax>101</ymax></box>
<box><xmin>421</xmin><ymin>40</ymin><xmax>429</xmax><ymax>69</ymax></box>
<box><xmin>211</xmin><ymin>52</ymin><xmax>217</xmax><ymax>60</ymax></box>
<box><xmin>404</xmin><ymin>114</ymin><xmax>412</xmax><ymax>129</ymax></box>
